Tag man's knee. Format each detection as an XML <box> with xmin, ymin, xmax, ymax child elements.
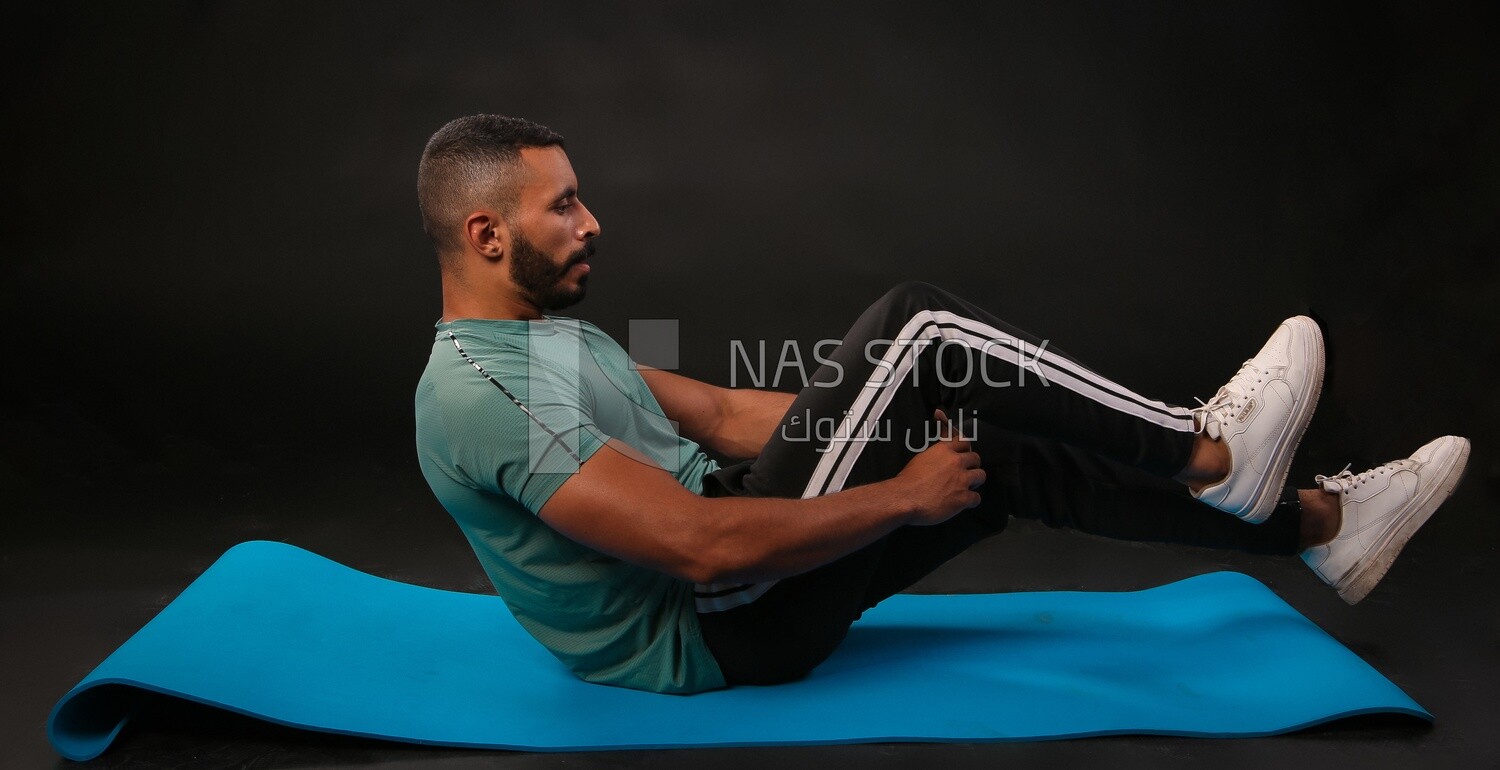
<box><xmin>877</xmin><ymin>280</ymin><xmax>946</xmax><ymax>311</ymax></box>
<box><xmin>862</xmin><ymin>281</ymin><xmax>953</xmax><ymax>334</ymax></box>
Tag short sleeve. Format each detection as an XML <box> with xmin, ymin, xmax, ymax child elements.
<box><xmin>502</xmin><ymin>365</ymin><xmax>610</xmax><ymax>514</ymax></box>
<box><xmin>434</xmin><ymin>340</ymin><xmax>610</xmax><ymax>516</ymax></box>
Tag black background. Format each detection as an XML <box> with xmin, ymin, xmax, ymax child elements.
<box><xmin>4</xmin><ymin>2</ymin><xmax>1498</xmax><ymax>768</ymax></box>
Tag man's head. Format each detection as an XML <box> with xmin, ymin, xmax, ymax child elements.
<box><xmin>418</xmin><ymin>115</ymin><xmax>601</xmax><ymax>316</ymax></box>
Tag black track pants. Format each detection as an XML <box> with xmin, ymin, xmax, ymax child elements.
<box><xmin>695</xmin><ymin>282</ymin><xmax>1302</xmax><ymax>686</ymax></box>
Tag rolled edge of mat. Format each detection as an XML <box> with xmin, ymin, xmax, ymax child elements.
<box><xmin>47</xmin><ymin>680</ymin><xmax>145</xmax><ymax>762</ymax></box>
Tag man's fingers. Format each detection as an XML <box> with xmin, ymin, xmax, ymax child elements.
<box><xmin>930</xmin><ymin>408</ymin><xmax>977</xmax><ymax>453</ymax></box>
<box><xmin>969</xmin><ymin>468</ymin><xmax>987</xmax><ymax>489</ymax></box>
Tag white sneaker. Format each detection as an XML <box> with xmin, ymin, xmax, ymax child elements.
<box><xmin>1302</xmin><ymin>435</ymin><xmax>1471</xmax><ymax>605</ymax></box>
<box><xmin>1191</xmin><ymin>316</ymin><xmax>1325</xmax><ymax>523</ymax></box>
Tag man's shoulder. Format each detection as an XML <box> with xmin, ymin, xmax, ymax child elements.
<box><xmin>416</xmin><ymin>337</ymin><xmax>530</xmax><ymax>432</ymax></box>
<box><xmin>422</xmin><ymin>326</ymin><xmax>536</xmax><ymax>384</ymax></box>
<box><xmin>419</xmin><ymin>318</ymin><xmax>627</xmax><ymax>416</ymax></box>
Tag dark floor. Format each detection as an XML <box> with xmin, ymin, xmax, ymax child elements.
<box><xmin>6</xmin><ymin>444</ymin><xmax>1497</xmax><ymax>770</ymax></box>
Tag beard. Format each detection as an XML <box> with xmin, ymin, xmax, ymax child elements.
<box><xmin>509</xmin><ymin>233</ymin><xmax>594</xmax><ymax>312</ymax></box>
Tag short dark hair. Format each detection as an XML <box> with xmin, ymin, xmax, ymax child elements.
<box><xmin>417</xmin><ymin>115</ymin><xmax>565</xmax><ymax>260</ymax></box>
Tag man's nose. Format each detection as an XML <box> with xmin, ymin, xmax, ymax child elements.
<box><xmin>577</xmin><ymin>202</ymin><xmax>601</xmax><ymax>240</ymax></box>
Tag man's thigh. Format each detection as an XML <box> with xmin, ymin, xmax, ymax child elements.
<box><xmin>734</xmin><ymin>290</ymin><xmax>945</xmax><ymax>500</ymax></box>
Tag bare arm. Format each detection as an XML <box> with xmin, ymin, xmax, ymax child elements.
<box><xmin>539</xmin><ymin>420</ymin><xmax>984</xmax><ymax>585</ymax></box>
<box><xmin>637</xmin><ymin>367</ymin><xmax>795</xmax><ymax>460</ymax></box>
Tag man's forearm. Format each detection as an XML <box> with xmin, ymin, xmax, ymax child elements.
<box><xmin>688</xmin><ymin>478</ymin><xmax>917</xmax><ymax>585</ymax></box>
<box><xmin>710</xmin><ymin>389</ymin><xmax>797</xmax><ymax>460</ymax></box>
<box><xmin>540</xmin><ymin>429</ymin><xmax>979</xmax><ymax>588</ymax></box>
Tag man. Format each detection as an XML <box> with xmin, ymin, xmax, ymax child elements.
<box><xmin>413</xmin><ymin>115</ymin><xmax>1471</xmax><ymax>695</ymax></box>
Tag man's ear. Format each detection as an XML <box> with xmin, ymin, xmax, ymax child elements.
<box><xmin>463</xmin><ymin>210</ymin><xmax>509</xmax><ymax>262</ymax></box>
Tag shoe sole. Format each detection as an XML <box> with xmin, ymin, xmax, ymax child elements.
<box><xmin>1337</xmin><ymin>436</ymin><xmax>1471</xmax><ymax>605</ymax></box>
<box><xmin>1239</xmin><ymin>317</ymin><xmax>1325</xmax><ymax>524</ymax></box>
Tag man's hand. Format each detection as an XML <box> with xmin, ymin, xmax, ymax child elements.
<box><xmin>894</xmin><ymin>409</ymin><xmax>986</xmax><ymax>526</ymax></box>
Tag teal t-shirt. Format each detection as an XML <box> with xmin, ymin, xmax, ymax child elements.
<box><xmin>414</xmin><ymin>316</ymin><xmax>726</xmax><ymax>694</ymax></box>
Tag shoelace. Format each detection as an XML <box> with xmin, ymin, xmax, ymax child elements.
<box><xmin>1314</xmin><ymin>460</ymin><xmax>1411</xmax><ymax>494</ymax></box>
<box><xmin>1191</xmin><ymin>360</ymin><xmax>1268</xmax><ymax>440</ymax></box>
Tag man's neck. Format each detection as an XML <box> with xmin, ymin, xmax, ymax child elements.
<box><xmin>440</xmin><ymin>278</ymin><xmax>544</xmax><ymax>322</ymax></box>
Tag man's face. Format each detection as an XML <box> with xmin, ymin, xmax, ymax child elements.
<box><xmin>505</xmin><ymin>146</ymin><xmax>601</xmax><ymax>312</ymax></box>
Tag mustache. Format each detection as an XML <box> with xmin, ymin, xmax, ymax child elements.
<box><xmin>565</xmin><ymin>241</ymin><xmax>596</xmax><ymax>268</ymax></box>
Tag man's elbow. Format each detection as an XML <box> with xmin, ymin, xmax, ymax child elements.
<box><xmin>675</xmin><ymin>560</ymin><xmax>719</xmax><ymax>586</ymax></box>
<box><xmin>677</xmin><ymin>535</ymin><xmax>761</xmax><ymax>585</ymax></box>
<box><xmin>679</xmin><ymin>559</ymin><xmax>738</xmax><ymax>587</ymax></box>
<box><xmin>667</xmin><ymin>545</ymin><xmax>725</xmax><ymax>585</ymax></box>
<box><xmin>656</xmin><ymin>499</ymin><xmax>767</xmax><ymax>585</ymax></box>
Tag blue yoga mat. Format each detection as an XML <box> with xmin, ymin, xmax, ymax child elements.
<box><xmin>49</xmin><ymin>541</ymin><xmax>1429</xmax><ymax>760</ymax></box>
